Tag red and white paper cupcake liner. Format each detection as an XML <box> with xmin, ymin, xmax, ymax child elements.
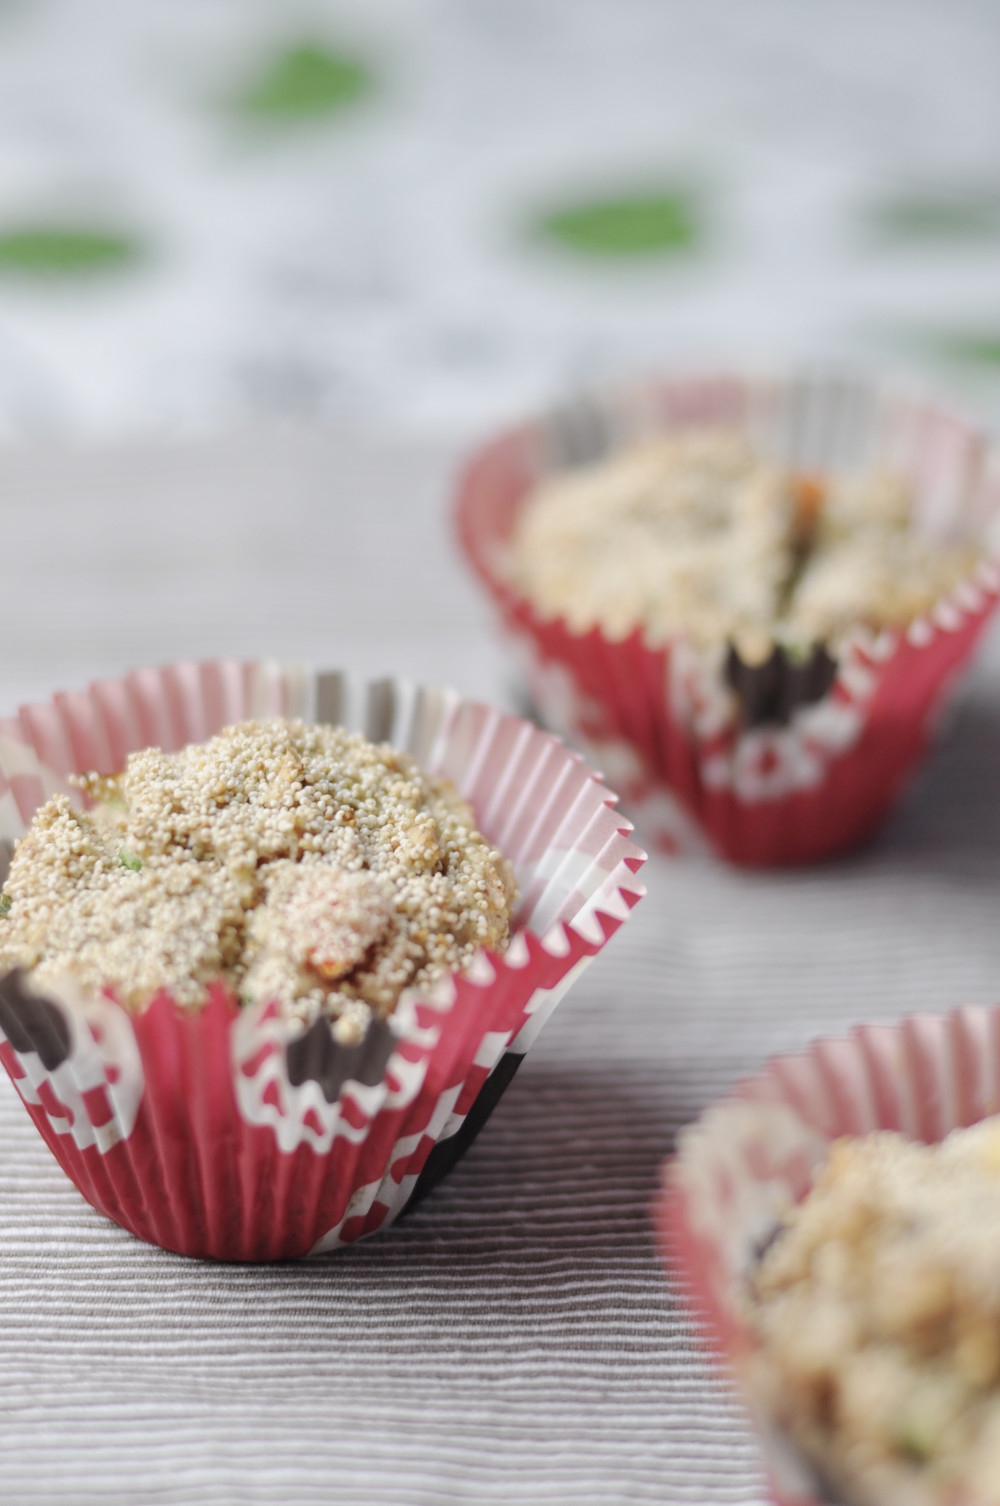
<box><xmin>0</xmin><ymin>660</ymin><xmax>646</xmax><ymax>1260</ymax></box>
<box><xmin>455</xmin><ymin>371</ymin><xmax>1000</xmax><ymax>865</ymax></box>
<box><xmin>656</xmin><ymin>1007</ymin><xmax>1000</xmax><ymax>1506</ymax></box>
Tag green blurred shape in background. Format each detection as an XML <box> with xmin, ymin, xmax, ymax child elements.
<box><xmin>869</xmin><ymin>190</ymin><xmax>1000</xmax><ymax>244</ymax></box>
<box><xmin>239</xmin><ymin>42</ymin><xmax>374</xmax><ymax>120</ymax></box>
<box><xmin>535</xmin><ymin>189</ymin><xmax>701</xmax><ymax>258</ymax></box>
<box><xmin>0</xmin><ymin>227</ymin><xmax>139</xmax><ymax>275</ymax></box>
<box><xmin>933</xmin><ymin>331</ymin><xmax>1000</xmax><ymax>366</ymax></box>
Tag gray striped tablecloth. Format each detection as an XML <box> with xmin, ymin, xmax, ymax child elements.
<box><xmin>1</xmin><ymin>427</ymin><xmax>999</xmax><ymax>1505</ymax></box>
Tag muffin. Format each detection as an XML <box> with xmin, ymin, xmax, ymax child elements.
<box><xmin>748</xmin><ymin>1123</ymin><xmax>1000</xmax><ymax>1506</ymax></box>
<box><xmin>456</xmin><ymin>373</ymin><xmax>1000</xmax><ymax>864</ymax></box>
<box><xmin>658</xmin><ymin>1005</ymin><xmax>1000</xmax><ymax>1506</ymax></box>
<box><xmin>0</xmin><ymin>659</ymin><xmax>646</xmax><ymax>1260</ymax></box>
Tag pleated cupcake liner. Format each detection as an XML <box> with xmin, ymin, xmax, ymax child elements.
<box><xmin>656</xmin><ymin>1006</ymin><xmax>1000</xmax><ymax>1506</ymax></box>
<box><xmin>455</xmin><ymin>370</ymin><xmax>1000</xmax><ymax>865</ymax></box>
<box><xmin>0</xmin><ymin>659</ymin><xmax>646</xmax><ymax>1260</ymax></box>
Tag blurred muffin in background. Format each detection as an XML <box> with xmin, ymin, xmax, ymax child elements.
<box><xmin>456</xmin><ymin>372</ymin><xmax>1000</xmax><ymax>864</ymax></box>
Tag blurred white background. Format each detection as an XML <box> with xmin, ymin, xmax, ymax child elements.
<box><xmin>0</xmin><ymin>0</ymin><xmax>998</xmax><ymax>441</ymax></box>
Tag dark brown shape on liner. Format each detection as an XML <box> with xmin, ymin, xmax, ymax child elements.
<box><xmin>285</xmin><ymin>1014</ymin><xmax>396</xmax><ymax>1104</ymax></box>
<box><xmin>0</xmin><ymin>968</ymin><xmax>72</xmax><ymax>1070</ymax></box>
<box><xmin>726</xmin><ymin>642</ymin><xmax>838</xmax><ymax>728</ymax></box>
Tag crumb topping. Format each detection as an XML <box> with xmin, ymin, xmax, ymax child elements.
<box><xmin>747</xmin><ymin>1121</ymin><xmax>1000</xmax><ymax>1506</ymax></box>
<box><xmin>0</xmin><ymin>719</ymin><xmax>517</xmax><ymax>1038</ymax></box>
<box><xmin>509</xmin><ymin>431</ymin><xmax>980</xmax><ymax>652</ymax></box>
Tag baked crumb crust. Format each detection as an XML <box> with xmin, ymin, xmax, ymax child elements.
<box><xmin>508</xmin><ymin>431</ymin><xmax>980</xmax><ymax>653</ymax></box>
<box><xmin>0</xmin><ymin>719</ymin><xmax>517</xmax><ymax>1040</ymax></box>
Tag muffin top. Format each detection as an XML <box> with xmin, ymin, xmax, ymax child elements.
<box><xmin>0</xmin><ymin>719</ymin><xmax>517</xmax><ymax>1041</ymax></box>
<box><xmin>747</xmin><ymin>1121</ymin><xmax>1000</xmax><ymax>1506</ymax></box>
<box><xmin>508</xmin><ymin>431</ymin><xmax>979</xmax><ymax>653</ymax></box>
